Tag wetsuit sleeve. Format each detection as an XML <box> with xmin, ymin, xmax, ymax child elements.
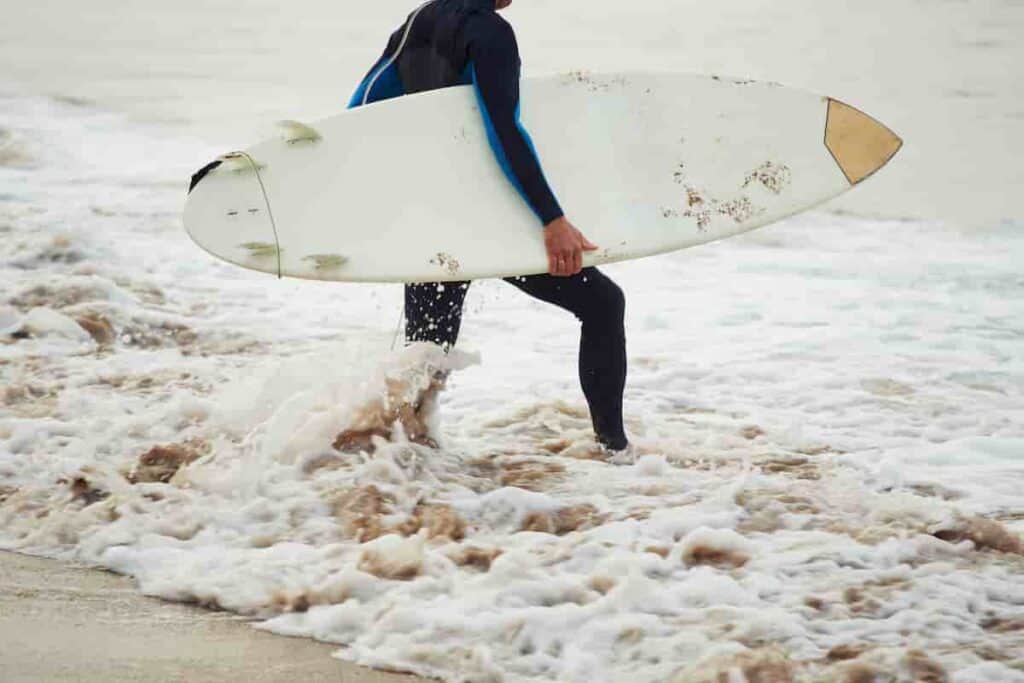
<box><xmin>467</xmin><ymin>18</ymin><xmax>564</xmax><ymax>226</ymax></box>
<box><xmin>348</xmin><ymin>28</ymin><xmax>406</xmax><ymax>109</ymax></box>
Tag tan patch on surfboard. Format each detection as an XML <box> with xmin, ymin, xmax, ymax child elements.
<box><xmin>825</xmin><ymin>98</ymin><xmax>903</xmax><ymax>185</ymax></box>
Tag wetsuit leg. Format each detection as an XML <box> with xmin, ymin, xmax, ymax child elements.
<box><xmin>503</xmin><ymin>268</ymin><xmax>628</xmax><ymax>450</ymax></box>
<box><xmin>404</xmin><ymin>281</ymin><xmax>471</xmax><ymax>351</ymax></box>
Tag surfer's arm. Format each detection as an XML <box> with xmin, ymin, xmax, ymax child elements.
<box><xmin>347</xmin><ymin>29</ymin><xmax>405</xmax><ymax>109</ymax></box>
<box><xmin>467</xmin><ymin>18</ymin><xmax>564</xmax><ymax>226</ymax></box>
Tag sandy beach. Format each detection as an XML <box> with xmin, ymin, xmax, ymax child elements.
<box><xmin>0</xmin><ymin>550</ymin><xmax>420</xmax><ymax>682</ymax></box>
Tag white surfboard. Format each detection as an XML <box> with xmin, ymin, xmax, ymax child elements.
<box><xmin>183</xmin><ymin>71</ymin><xmax>901</xmax><ymax>283</ymax></box>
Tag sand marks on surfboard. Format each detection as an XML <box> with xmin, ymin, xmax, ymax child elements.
<box><xmin>664</xmin><ymin>161</ymin><xmax>792</xmax><ymax>231</ymax></box>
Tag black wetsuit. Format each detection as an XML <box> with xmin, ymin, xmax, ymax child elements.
<box><xmin>350</xmin><ymin>0</ymin><xmax>628</xmax><ymax>449</ymax></box>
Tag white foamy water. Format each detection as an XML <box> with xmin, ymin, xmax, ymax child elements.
<box><xmin>2</xmin><ymin>1</ymin><xmax>1024</xmax><ymax>682</ymax></box>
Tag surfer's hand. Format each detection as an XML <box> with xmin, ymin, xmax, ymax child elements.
<box><xmin>543</xmin><ymin>217</ymin><xmax>598</xmax><ymax>277</ymax></box>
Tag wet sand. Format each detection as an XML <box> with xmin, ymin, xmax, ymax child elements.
<box><xmin>0</xmin><ymin>550</ymin><xmax>422</xmax><ymax>683</ymax></box>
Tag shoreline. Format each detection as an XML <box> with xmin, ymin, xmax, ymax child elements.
<box><xmin>0</xmin><ymin>550</ymin><xmax>422</xmax><ymax>683</ymax></box>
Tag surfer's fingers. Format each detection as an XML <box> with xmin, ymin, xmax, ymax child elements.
<box><xmin>580</xmin><ymin>234</ymin><xmax>599</xmax><ymax>251</ymax></box>
<box><xmin>572</xmin><ymin>246</ymin><xmax>583</xmax><ymax>274</ymax></box>
<box><xmin>555</xmin><ymin>249</ymin><xmax>573</xmax><ymax>277</ymax></box>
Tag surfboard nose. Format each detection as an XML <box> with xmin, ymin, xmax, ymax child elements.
<box><xmin>824</xmin><ymin>98</ymin><xmax>903</xmax><ymax>185</ymax></box>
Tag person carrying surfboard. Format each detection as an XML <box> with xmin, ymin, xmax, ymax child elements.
<box><xmin>350</xmin><ymin>0</ymin><xmax>630</xmax><ymax>456</ymax></box>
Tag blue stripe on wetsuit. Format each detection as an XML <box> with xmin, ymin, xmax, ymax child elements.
<box><xmin>347</xmin><ymin>4</ymin><xmax>564</xmax><ymax>226</ymax></box>
<box><xmin>471</xmin><ymin>63</ymin><xmax>548</xmax><ymax>223</ymax></box>
<box><xmin>348</xmin><ymin>60</ymin><xmax>405</xmax><ymax>109</ymax></box>
<box><xmin>465</xmin><ymin>16</ymin><xmax>563</xmax><ymax>226</ymax></box>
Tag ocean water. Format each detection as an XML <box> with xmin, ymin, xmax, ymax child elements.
<box><xmin>2</xmin><ymin>0</ymin><xmax>1022</xmax><ymax>227</ymax></box>
<box><xmin>2</xmin><ymin>1</ymin><xmax>1024</xmax><ymax>682</ymax></box>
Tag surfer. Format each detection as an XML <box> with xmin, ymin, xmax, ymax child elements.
<box><xmin>350</xmin><ymin>0</ymin><xmax>630</xmax><ymax>456</ymax></box>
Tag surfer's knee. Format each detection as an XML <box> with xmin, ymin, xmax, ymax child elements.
<box><xmin>576</xmin><ymin>277</ymin><xmax>624</xmax><ymax>332</ymax></box>
<box><xmin>596</xmin><ymin>277</ymin><xmax>625</xmax><ymax>325</ymax></box>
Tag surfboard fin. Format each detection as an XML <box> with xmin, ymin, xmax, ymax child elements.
<box><xmin>277</xmin><ymin>120</ymin><xmax>322</xmax><ymax>144</ymax></box>
<box><xmin>217</xmin><ymin>152</ymin><xmax>264</xmax><ymax>173</ymax></box>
